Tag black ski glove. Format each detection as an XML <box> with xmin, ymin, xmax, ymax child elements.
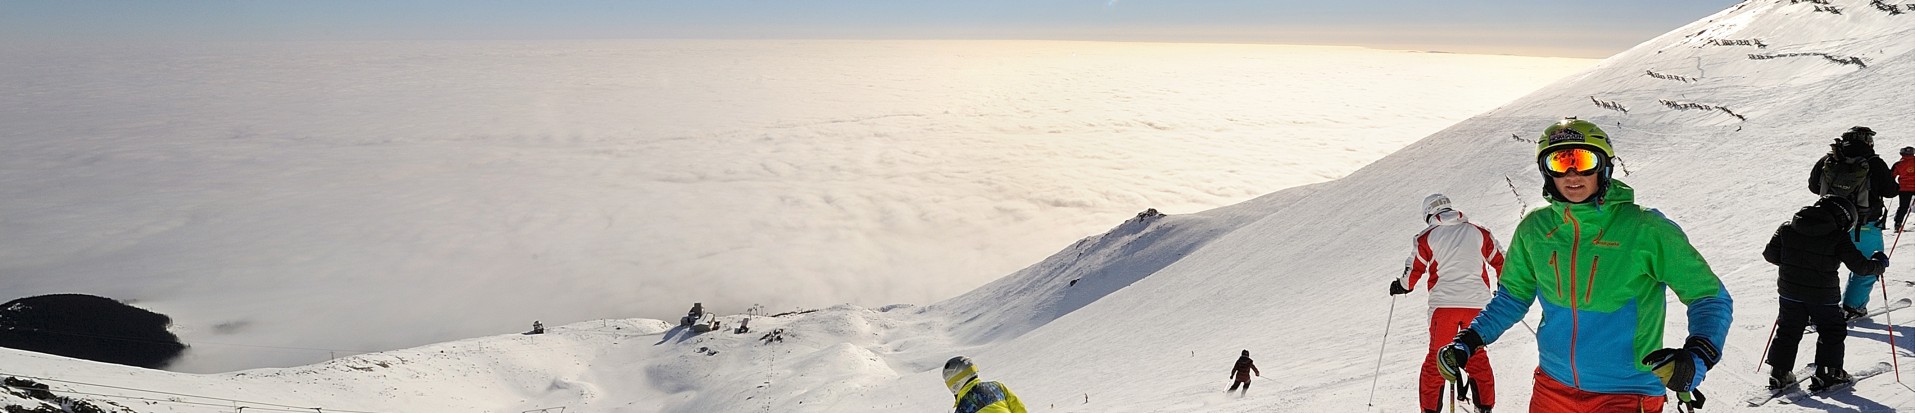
<box><xmin>1389</xmin><ymin>280</ymin><xmax>1412</xmax><ymax>295</ymax></box>
<box><xmin>1873</xmin><ymin>251</ymin><xmax>1890</xmax><ymax>269</ymax></box>
<box><xmin>1643</xmin><ymin>336</ymin><xmax>1721</xmax><ymax>392</ymax></box>
<box><xmin>1437</xmin><ymin>329</ymin><xmax>1484</xmax><ymax>382</ymax></box>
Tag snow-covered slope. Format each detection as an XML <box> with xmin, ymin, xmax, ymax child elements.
<box><xmin>6</xmin><ymin>1</ymin><xmax>1915</xmax><ymax>412</ymax></box>
<box><xmin>920</xmin><ymin>1</ymin><xmax>1915</xmax><ymax>411</ymax></box>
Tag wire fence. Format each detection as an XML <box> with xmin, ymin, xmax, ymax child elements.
<box><xmin>0</xmin><ymin>321</ymin><xmax>690</xmax><ymax>412</ymax></box>
<box><xmin>1</xmin><ymin>370</ymin><xmax>387</xmax><ymax>413</ymax></box>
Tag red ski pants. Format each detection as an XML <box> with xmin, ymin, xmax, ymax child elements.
<box><xmin>1421</xmin><ymin>307</ymin><xmax>1495</xmax><ymax>411</ymax></box>
<box><xmin>1531</xmin><ymin>368</ymin><xmax>1666</xmax><ymax>412</ymax></box>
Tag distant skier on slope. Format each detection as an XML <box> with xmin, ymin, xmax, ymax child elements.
<box><xmin>1808</xmin><ymin>126</ymin><xmax>1896</xmax><ymax>319</ymax></box>
<box><xmin>1762</xmin><ymin>195</ymin><xmax>1887</xmax><ymax>391</ymax></box>
<box><xmin>1889</xmin><ymin>146</ymin><xmax>1915</xmax><ymax>232</ymax></box>
<box><xmin>1436</xmin><ymin>118</ymin><xmax>1733</xmax><ymax>412</ymax></box>
<box><xmin>1391</xmin><ymin>193</ymin><xmax>1501</xmax><ymax>413</ymax></box>
<box><xmin>942</xmin><ymin>356</ymin><xmax>1028</xmax><ymax>413</ymax></box>
<box><xmin>1227</xmin><ymin>349</ymin><xmax>1261</xmax><ymax>396</ymax></box>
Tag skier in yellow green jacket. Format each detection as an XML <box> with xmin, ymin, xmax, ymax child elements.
<box><xmin>943</xmin><ymin>356</ymin><xmax>1028</xmax><ymax>413</ymax></box>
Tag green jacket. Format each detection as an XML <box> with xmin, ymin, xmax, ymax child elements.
<box><xmin>1470</xmin><ymin>180</ymin><xmax>1733</xmax><ymax>395</ymax></box>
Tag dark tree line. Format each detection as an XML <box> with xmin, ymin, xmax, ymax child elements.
<box><xmin>0</xmin><ymin>294</ymin><xmax>186</xmax><ymax>369</ymax></box>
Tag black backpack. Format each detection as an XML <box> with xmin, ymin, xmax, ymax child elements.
<box><xmin>1820</xmin><ymin>157</ymin><xmax>1872</xmax><ymax>211</ymax></box>
<box><xmin>1818</xmin><ymin>134</ymin><xmax>1881</xmax><ymax>224</ymax></box>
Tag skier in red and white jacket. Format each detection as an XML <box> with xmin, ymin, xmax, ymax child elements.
<box><xmin>1391</xmin><ymin>194</ymin><xmax>1503</xmax><ymax>413</ymax></box>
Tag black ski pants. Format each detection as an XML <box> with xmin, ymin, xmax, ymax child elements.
<box><xmin>1767</xmin><ymin>297</ymin><xmax>1848</xmax><ymax>372</ymax></box>
<box><xmin>1227</xmin><ymin>379</ymin><xmax>1250</xmax><ymax>394</ymax></box>
<box><xmin>1897</xmin><ymin>191</ymin><xmax>1914</xmax><ymax>229</ymax></box>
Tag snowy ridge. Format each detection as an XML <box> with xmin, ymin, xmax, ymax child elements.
<box><xmin>934</xmin><ymin>188</ymin><xmax>1320</xmax><ymax>345</ymax></box>
<box><xmin>6</xmin><ymin>0</ymin><xmax>1915</xmax><ymax>412</ymax></box>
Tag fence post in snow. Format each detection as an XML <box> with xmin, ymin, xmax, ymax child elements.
<box><xmin>1504</xmin><ymin>176</ymin><xmax>1530</xmax><ymax>220</ymax></box>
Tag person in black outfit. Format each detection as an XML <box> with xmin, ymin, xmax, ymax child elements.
<box><xmin>1762</xmin><ymin>195</ymin><xmax>1889</xmax><ymax>390</ymax></box>
<box><xmin>1808</xmin><ymin>126</ymin><xmax>1898</xmax><ymax>317</ymax></box>
<box><xmin>1228</xmin><ymin>350</ymin><xmax>1261</xmax><ymax>396</ymax></box>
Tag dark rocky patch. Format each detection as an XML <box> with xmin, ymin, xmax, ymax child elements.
<box><xmin>0</xmin><ymin>294</ymin><xmax>187</xmax><ymax>369</ymax></box>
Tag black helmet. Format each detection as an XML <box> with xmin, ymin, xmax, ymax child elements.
<box><xmin>1900</xmin><ymin>146</ymin><xmax>1912</xmax><ymax>156</ymax></box>
<box><xmin>1835</xmin><ymin>129</ymin><xmax>1876</xmax><ymax>158</ymax></box>
<box><xmin>1843</xmin><ymin>126</ymin><xmax>1876</xmax><ymax>146</ymax></box>
<box><xmin>1815</xmin><ymin>195</ymin><xmax>1859</xmax><ymax>232</ymax></box>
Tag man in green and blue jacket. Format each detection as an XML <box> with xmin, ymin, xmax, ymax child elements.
<box><xmin>1436</xmin><ymin>118</ymin><xmax>1733</xmax><ymax>412</ymax></box>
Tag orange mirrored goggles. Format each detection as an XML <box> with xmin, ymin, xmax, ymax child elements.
<box><xmin>1542</xmin><ymin>148</ymin><xmax>1605</xmax><ymax>177</ymax></box>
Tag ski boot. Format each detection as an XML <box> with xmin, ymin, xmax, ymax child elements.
<box><xmin>1808</xmin><ymin>366</ymin><xmax>1854</xmax><ymax>392</ymax></box>
<box><xmin>1768</xmin><ymin>369</ymin><xmax>1797</xmax><ymax>390</ymax></box>
<box><xmin>1843</xmin><ymin>305</ymin><xmax>1869</xmax><ymax>322</ymax></box>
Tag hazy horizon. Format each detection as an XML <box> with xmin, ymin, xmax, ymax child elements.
<box><xmin>0</xmin><ymin>1</ymin><xmax>1739</xmax><ymax>58</ymax></box>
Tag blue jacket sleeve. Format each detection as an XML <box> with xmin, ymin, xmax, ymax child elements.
<box><xmin>1685</xmin><ymin>294</ymin><xmax>1733</xmax><ymax>351</ymax></box>
<box><xmin>1470</xmin><ymin>288</ymin><xmax>1533</xmax><ymax>344</ymax></box>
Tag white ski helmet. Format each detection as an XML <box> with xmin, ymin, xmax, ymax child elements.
<box><xmin>1423</xmin><ymin>193</ymin><xmax>1454</xmax><ymax>217</ymax></box>
<box><xmin>942</xmin><ymin>356</ymin><xmax>980</xmax><ymax>395</ymax></box>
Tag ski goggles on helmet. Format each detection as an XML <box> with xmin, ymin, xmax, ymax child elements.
<box><xmin>1541</xmin><ymin>147</ymin><xmax>1605</xmax><ymax>177</ymax></box>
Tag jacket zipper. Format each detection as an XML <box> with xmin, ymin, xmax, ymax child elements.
<box><xmin>1565</xmin><ymin>206</ymin><xmax>1584</xmax><ymax>388</ymax></box>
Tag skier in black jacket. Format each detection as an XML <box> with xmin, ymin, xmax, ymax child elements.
<box><xmin>1227</xmin><ymin>350</ymin><xmax>1260</xmax><ymax>396</ymax></box>
<box><xmin>1808</xmin><ymin>126</ymin><xmax>1898</xmax><ymax>318</ymax></box>
<box><xmin>1762</xmin><ymin>195</ymin><xmax>1888</xmax><ymax>390</ymax></box>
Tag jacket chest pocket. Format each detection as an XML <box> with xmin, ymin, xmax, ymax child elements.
<box><xmin>1544</xmin><ymin>246</ymin><xmax>1611</xmax><ymax>307</ymax></box>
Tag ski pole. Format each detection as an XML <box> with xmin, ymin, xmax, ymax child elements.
<box><xmin>1889</xmin><ymin>225</ymin><xmax>1904</xmax><ymax>383</ymax></box>
<box><xmin>1447</xmin><ymin>379</ymin><xmax>1456</xmax><ymax>413</ymax></box>
<box><xmin>1890</xmin><ymin>224</ymin><xmax>1905</xmax><ymax>258</ymax></box>
<box><xmin>1756</xmin><ymin>320</ymin><xmax>1778</xmax><ymax>373</ymax></box>
<box><xmin>1366</xmin><ymin>296</ymin><xmax>1398</xmax><ymax>407</ymax></box>
<box><xmin>1884</xmin><ymin>268</ymin><xmax>1902</xmax><ymax>384</ymax></box>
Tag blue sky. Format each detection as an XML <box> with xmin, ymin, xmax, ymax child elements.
<box><xmin>2</xmin><ymin>1</ymin><xmax>1736</xmax><ymax>57</ymax></box>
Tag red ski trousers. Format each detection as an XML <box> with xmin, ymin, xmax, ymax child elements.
<box><xmin>1531</xmin><ymin>368</ymin><xmax>1666</xmax><ymax>412</ymax></box>
<box><xmin>1421</xmin><ymin>307</ymin><xmax>1495</xmax><ymax>411</ymax></box>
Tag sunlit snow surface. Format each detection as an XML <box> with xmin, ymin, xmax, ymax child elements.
<box><xmin>0</xmin><ymin>39</ymin><xmax>1588</xmax><ymax>372</ymax></box>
